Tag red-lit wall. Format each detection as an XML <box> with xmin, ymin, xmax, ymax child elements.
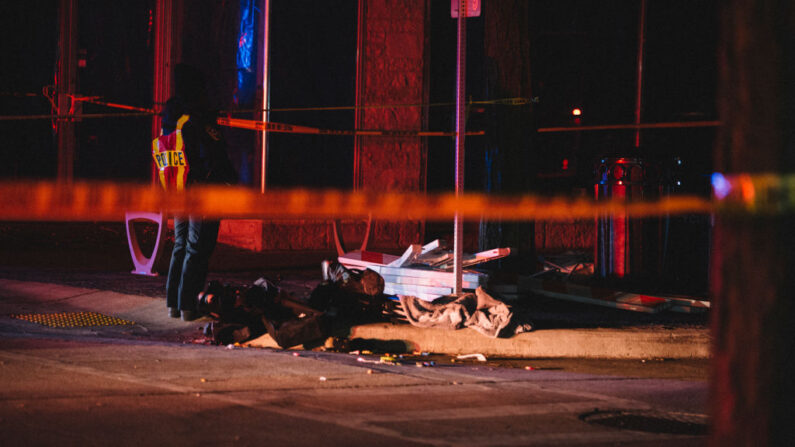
<box><xmin>355</xmin><ymin>0</ymin><xmax>427</xmax><ymax>250</ymax></box>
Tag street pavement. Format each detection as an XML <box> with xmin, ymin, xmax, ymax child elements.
<box><xmin>0</xmin><ymin>223</ymin><xmax>711</xmax><ymax>445</ymax></box>
<box><xmin>0</xmin><ymin>278</ymin><xmax>708</xmax><ymax>446</ymax></box>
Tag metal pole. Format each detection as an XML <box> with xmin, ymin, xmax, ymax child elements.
<box><xmin>454</xmin><ymin>0</ymin><xmax>467</xmax><ymax>294</ymax></box>
<box><xmin>152</xmin><ymin>0</ymin><xmax>172</xmax><ymax>177</ymax></box>
<box><xmin>634</xmin><ymin>0</ymin><xmax>647</xmax><ymax>148</ymax></box>
<box><xmin>259</xmin><ymin>0</ymin><xmax>271</xmax><ymax>193</ymax></box>
<box><xmin>56</xmin><ymin>0</ymin><xmax>78</xmax><ymax>184</ymax></box>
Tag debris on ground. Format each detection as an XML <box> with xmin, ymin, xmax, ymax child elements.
<box><xmin>197</xmin><ymin>261</ymin><xmax>389</xmax><ymax>348</ymax></box>
<box><xmin>400</xmin><ymin>287</ymin><xmax>520</xmax><ymax>338</ymax></box>
<box><xmin>338</xmin><ymin>239</ymin><xmax>510</xmax><ymax>301</ymax></box>
<box><xmin>491</xmin><ymin>251</ymin><xmax>711</xmax><ymax>314</ymax></box>
<box><xmin>335</xmin><ymin>240</ymin><xmax>534</xmax><ymax>337</ymax></box>
<box><xmin>457</xmin><ymin>353</ymin><xmax>487</xmax><ymax>362</ymax></box>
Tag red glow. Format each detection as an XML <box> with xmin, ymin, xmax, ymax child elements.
<box><xmin>562</xmin><ymin>158</ymin><xmax>569</xmax><ymax>170</ymax></box>
<box><xmin>571</xmin><ymin>108</ymin><xmax>582</xmax><ymax>116</ymax></box>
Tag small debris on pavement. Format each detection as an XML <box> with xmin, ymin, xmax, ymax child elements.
<box><xmin>457</xmin><ymin>353</ymin><xmax>487</xmax><ymax>362</ymax></box>
<box><xmin>524</xmin><ymin>366</ymin><xmax>535</xmax><ymax>371</ymax></box>
<box><xmin>319</xmin><ymin>376</ymin><xmax>327</xmax><ymax>381</ymax></box>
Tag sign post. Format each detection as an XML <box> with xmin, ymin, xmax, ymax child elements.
<box><xmin>451</xmin><ymin>0</ymin><xmax>481</xmax><ymax>18</ymax></box>
<box><xmin>452</xmin><ymin>0</ymin><xmax>474</xmax><ymax>294</ymax></box>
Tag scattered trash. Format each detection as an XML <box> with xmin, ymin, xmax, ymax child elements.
<box><xmin>457</xmin><ymin>353</ymin><xmax>487</xmax><ymax>362</ymax></box>
<box><xmin>523</xmin><ymin>275</ymin><xmax>709</xmax><ymax>314</ymax></box>
<box><xmin>200</xmin><ymin>378</ymin><xmax>207</xmax><ymax>382</ymax></box>
<box><xmin>226</xmin><ymin>344</ymin><xmax>235</xmax><ymax>349</ymax></box>
<box><xmin>338</xmin><ymin>240</ymin><xmax>510</xmax><ymax>302</ymax></box>
<box><xmin>292</xmin><ymin>352</ymin><xmax>301</xmax><ymax>357</ymax></box>
<box><xmin>198</xmin><ymin>262</ymin><xmax>388</xmax><ymax>349</ymax></box>
<box><xmin>349</xmin><ymin>350</ymin><xmax>360</xmax><ymax>355</ymax></box>
<box><xmin>413</xmin><ymin>360</ymin><xmax>435</xmax><ymax>367</ymax></box>
<box><xmin>524</xmin><ymin>366</ymin><xmax>535</xmax><ymax>371</ymax></box>
<box><xmin>366</xmin><ymin>369</ymin><xmax>373</xmax><ymax>374</ymax></box>
<box><xmin>319</xmin><ymin>376</ymin><xmax>327</xmax><ymax>381</ymax></box>
<box><xmin>400</xmin><ymin>288</ymin><xmax>515</xmax><ymax>338</ymax></box>
<box><xmin>357</xmin><ymin>357</ymin><xmax>380</xmax><ymax>364</ymax></box>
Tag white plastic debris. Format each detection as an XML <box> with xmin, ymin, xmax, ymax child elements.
<box><xmin>356</xmin><ymin>357</ymin><xmax>380</xmax><ymax>364</ymax></box>
<box><xmin>456</xmin><ymin>353</ymin><xmax>487</xmax><ymax>362</ymax></box>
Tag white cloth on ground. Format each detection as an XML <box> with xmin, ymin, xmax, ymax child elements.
<box><xmin>398</xmin><ymin>287</ymin><xmax>513</xmax><ymax>338</ymax></box>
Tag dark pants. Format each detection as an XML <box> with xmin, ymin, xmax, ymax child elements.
<box><xmin>166</xmin><ymin>217</ymin><xmax>220</xmax><ymax>311</ymax></box>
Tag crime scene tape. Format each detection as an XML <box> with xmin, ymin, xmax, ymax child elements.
<box><xmin>0</xmin><ymin>112</ymin><xmax>154</xmax><ymax>121</ymax></box>
<box><xmin>0</xmin><ymin>181</ymin><xmax>716</xmax><ymax>222</ymax></box>
<box><xmin>710</xmin><ymin>172</ymin><xmax>795</xmax><ymax>214</ymax></box>
<box><xmin>69</xmin><ymin>95</ymin><xmax>154</xmax><ymax>113</ymax></box>
<box><xmin>2</xmin><ymin>94</ymin><xmax>486</xmax><ymax>137</ymax></box>
<box><xmin>538</xmin><ymin>120</ymin><xmax>721</xmax><ymax>133</ymax></box>
<box><xmin>2</xmin><ymin>173</ymin><xmax>789</xmax><ymax>222</ymax></box>
<box><xmin>72</xmin><ymin>96</ymin><xmax>487</xmax><ymax>136</ymax></box>
<box><xmin>216</xmin><ymin>116</ymin><xmax>485</xmax><ymax>137</ymax></box>
<box><xmin>225</xmin><ymin>96</ymin><xmax>536</xmax><ymax>113</ymax></box>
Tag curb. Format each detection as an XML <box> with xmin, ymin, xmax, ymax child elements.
<box><xmin>347</xmin><ymin>323</ymin><xmax>710</xmax><ymax>359</ymax></box>
<box><xmin>1</xmin><ymin>279</ymin><xmax>710</xmax><ymax>359</ymax></box>
<box><xmin>245</xmin><ymin>323</ymin><xmax>711</xmax><ymax>360</ymax></box>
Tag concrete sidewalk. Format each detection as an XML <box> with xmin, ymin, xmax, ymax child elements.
<box><xmin>0</xmin><ymin>278</ymin><xmax>710</xmax><ymax>359</ymax></box>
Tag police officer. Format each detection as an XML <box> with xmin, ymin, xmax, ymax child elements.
<box><xmin>154</xmin><ymin>64</ymin><xmax>237</xmax><ymax>321</ymax></box>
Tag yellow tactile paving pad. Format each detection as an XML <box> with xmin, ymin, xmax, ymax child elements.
<box><xmin>10</xmin><ymin>311</ymin><xmax>135</xmax><ymax>328</ymax></box>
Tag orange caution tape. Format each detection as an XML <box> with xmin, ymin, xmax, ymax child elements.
<box><xmin>216</xmin><ymin>116</ymin><xmax>484</xmax><ymax>137</ymax></box>
<box><xmin>538</xmin><ymin>120</ymin><xmax>721</xmax><ymax>133</ymax></box>
<box><xmin>0</xmin><ymin>181</ymin><xmax>714</xmax><ymax>222</ymax></box>
<box><xmin>71</xmin><ymin>96</ymin><xmax>154</xmax><ymax>114</ymax></box>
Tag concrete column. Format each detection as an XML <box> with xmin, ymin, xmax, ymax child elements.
<box><xmin>355</xmin><ymin>0</ymin><xmax>427</xmax><ymax>250</ymax></box>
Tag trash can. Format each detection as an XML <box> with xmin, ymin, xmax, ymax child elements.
<box><xmin>594</xmin><ymin>157</ymin><xmax>663</xmax><ymax>281</ymax></box>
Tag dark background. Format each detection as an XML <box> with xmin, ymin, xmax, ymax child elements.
<box><xmin>0</xmin><ymin>0</ymin><xmax>717</xmax><ymax>195</ymax></box>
